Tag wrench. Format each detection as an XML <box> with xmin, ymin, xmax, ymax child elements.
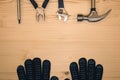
<box><xmin>57</xmin><ymin>0</ymin><xmax>69</xmax><ymax>22</ymax></box>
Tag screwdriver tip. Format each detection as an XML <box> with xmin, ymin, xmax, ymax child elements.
<box><xmin>18</xmin><ymin>19</ymin><xmax>21</xmax><ymax>24</ymax></box>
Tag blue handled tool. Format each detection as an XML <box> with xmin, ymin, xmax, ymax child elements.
<box><xmin>57</xmin><ymin>0</ymin><xmax>69</xmax><ymax>22</ymax></box>
<box><xmin>30</xmin><ymin>0</ymin><xmax>49</xmax><ymax>21</ymax></box>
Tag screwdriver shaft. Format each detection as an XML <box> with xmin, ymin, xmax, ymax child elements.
<box><xmin>17</xmin><ymin>0</ymin><xmax>21</xmax><ymax>24</ymax></box>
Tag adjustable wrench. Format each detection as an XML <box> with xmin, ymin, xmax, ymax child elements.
<box><xmin>57</xmin><ymin>0</ymin><xmax>69</xmax><ymax>22</ymax></box>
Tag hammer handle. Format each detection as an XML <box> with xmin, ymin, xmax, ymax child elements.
<box><xmin>58</xmin><ymin>0</ymin><xmax>64</xmax><ymax>8</ymax></box>
<box><xmin>30</xmin><ymin>0</ymin><xmax>38</xmax><ymax>9</ymax></box>
<box><xmin>91</xmin><ymin>0</ymin><xmax>96</xmax><ymax>11</ymax></box>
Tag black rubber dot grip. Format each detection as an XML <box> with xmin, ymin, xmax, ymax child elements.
<box><xmin>96</xmin><ymin>64</ymin><xmax>103</xmax><ymax>80</ymax></box>
<box><xmin>70</xmin><ymin>62</ymin><xmax>79</xmax><ymax>80</ymax></box>
<box><xmin>25</xmin><ymin>59</ymin><xmax>33</xmax><ymax>80</ymax></box>
<box><xmin>51</xmin><ymin>76</ymin><xmax>59</xmax><ymax>80</ymax></box>
<box><xmin>42</xmin><ymin>60</ymin><xmax>51</xmax><ymax>80</ymax></box>
<box><xmin>79</xmin><ymin>58</ymin><xmax>87</xmax><ymax>80</ymax></box>
<box><xmin>42</xmin><ymin>0</ymin><xmax>49</xmax><ymax>9</ymax></box>
<box><xmin>58</xmin><ymin>0</ymin><xmax>64</xmax><ymax>8</ymax></box>
<box><xmin>88</xmin><ymin>59</ymin><xmax>96</xmax><ymax>80</ymax></box>
<box><xmin>30</xmin><ymin>0</ymin><xmax>38</xmax><ymax>9</ymax></box>
<box><xmin>17</xmin><ymin>65</ymin><xmax>26</xmax><ymax>80</ymax></box>
<box><xmin>33</xmin><ymin>58</ymin><xmax>42</xmax><ymax>80</ymax></box>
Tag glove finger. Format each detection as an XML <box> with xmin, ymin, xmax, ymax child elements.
<box><xmin>95</xmin><ymin>64</ymin><xmax>103</xmax><ymax>80</ymax></box>
<box><xmin>17</xmin><ymin>65</ymin><xmax>26</xmax><ymax>80</ymax></box>
<box><xmin>42</xmin><ymin>60</ymin><xmax>51</xmax><ymax>80</ymax></box>
<box><xmin>51</xmin><ymin>76</ymin><xmax>59</xmax><ymax>80</ymax></box>
<box><xmin>33</xmin><ymin>58</ymin><xmax>42</xmax><ymax>80</ymax></box>
<box><xmin>70</xmin><ymin>62</ymin><xmax>79</xmax><ymax>80</ymax></box>
<box><xmin>88</xmin><ymin>59</ymin><xmax>96</xmax><ymax>80</ymax></box>
<box><xmin>25</xmin><ymin>59</ymin><xmax>34</xmax><ymax>80</ymax></box>
<box><xmin>64</xmin><ymin>78</ymin><xmax>70</xmax><ymax>80</ymax></box>
<box><xmin>79</xmin><ymin>58</ymin><xmax>87</xmax><ymax>80</ymax></box>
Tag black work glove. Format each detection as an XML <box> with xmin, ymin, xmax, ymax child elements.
<box><xmin>17</xmin><ymin>58</ymin><xmax>58</xmax><ymax>80</ymax></box>
<box><xmin>69</xmin><ymin>58</ymin><xmax>103</xmax><ymax>80</ymax></box>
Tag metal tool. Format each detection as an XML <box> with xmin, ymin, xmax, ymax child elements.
<box><xmin>17</xmin><ymin>0</ymin><xmax>21</xmax><ymax>24</ymax></box>
<box><xmin>57</xmin><ymin>0</ymin><xmax>69</xmax><ymax>22</ymax></box>
<box><xmin>30</xmin><ymin>0</ymin><xmax>49</xmax><ymax>22</ymax></box>
<box><xmin>77</xmin><ymin>0</ymin><xmax>112</xmax><ymax>22</ymax></box>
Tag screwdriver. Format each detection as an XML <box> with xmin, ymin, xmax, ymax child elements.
<box><xmin>17</xmin><ymin>0</ymin><xmax>21</xmax><ymax>24</ymax></box>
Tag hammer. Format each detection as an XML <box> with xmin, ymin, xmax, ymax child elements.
<box><xmin>77</xmin><ymin>0</ymin><xmax>112</xmax><ymax>22</ymax></box>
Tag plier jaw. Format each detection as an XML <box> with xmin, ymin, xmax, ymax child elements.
<box><xmin>36</xmin><ymin>7</ymin><xmax>45</xmax><ymax>22</ymax></box>
<box><xmin>30</xmin><ymin>0</ymin><xmax>49</xmax><ymax>22</ymax></box>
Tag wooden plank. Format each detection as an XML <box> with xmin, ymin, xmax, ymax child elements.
<box><xmin>0</xmin><ymin>0</ymin><xmax>120</xmax><ymax>80</ymax></box>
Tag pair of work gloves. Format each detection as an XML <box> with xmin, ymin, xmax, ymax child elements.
<box><xmin>17</xmin><ymin>57</ymin><xmax>103</xmax><ymax>80</ymax></box>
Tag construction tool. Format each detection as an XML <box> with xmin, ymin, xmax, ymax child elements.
<box><xmin>30</xmin><ymin>0</ymin><xmax>49</xmax><ymax>22</ymax></box>
<box><xmin>57</xmin><ymin>0</ymin><xmax>69</xmax><ymax>22</ymax></box>
<box><xmin>77</xmin><ymin>0</ymin><xmax>112</xmax><ymax>22</ymax></box>
<box><xmin>17</xmin><ymin>0</ymin><xmax>21</xmax><ymax>24</ymax></box>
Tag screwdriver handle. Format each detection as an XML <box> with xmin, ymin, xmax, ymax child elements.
<box><xmin>30</xmin><ymin>0</ymin><xmax>38</xmax><ymax>9</ymax></box>
<box><xmin>58</xmin><ymin>0</ymin><xmax>64</xmax><ymax>8</ymax></box>
<box><xmin>42</xmin><ymin>0</ymin><xmax>49</xmax><ymax>9</ymax></box>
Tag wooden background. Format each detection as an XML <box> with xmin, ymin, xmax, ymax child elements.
<box><xmin>0</xmin><ymin>0</ymin><xmax>120</xmax><ymax>80</ymax></box>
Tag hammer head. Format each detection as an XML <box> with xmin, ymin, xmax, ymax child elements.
<box><xmin>77</xmin><ymin>9</ymin><xmax>112</xmax><ymax>22</ymax></box>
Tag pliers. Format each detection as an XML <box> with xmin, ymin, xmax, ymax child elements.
<box><xmin>30</xmin><ymin>0</ymin><xmax>49</xmax><ymax>22</ymax></box>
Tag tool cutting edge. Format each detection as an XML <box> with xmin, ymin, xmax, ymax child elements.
<box><xmin>18</xmin><ymin>19</ymin><xmax>21</xmax><ymax>24</ymax></box>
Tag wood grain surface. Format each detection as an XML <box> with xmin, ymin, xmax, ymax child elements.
<box><xmin>0</xmin><ymin>0</ymin><xmax>120</xmax><ymax>80</ymax></box>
